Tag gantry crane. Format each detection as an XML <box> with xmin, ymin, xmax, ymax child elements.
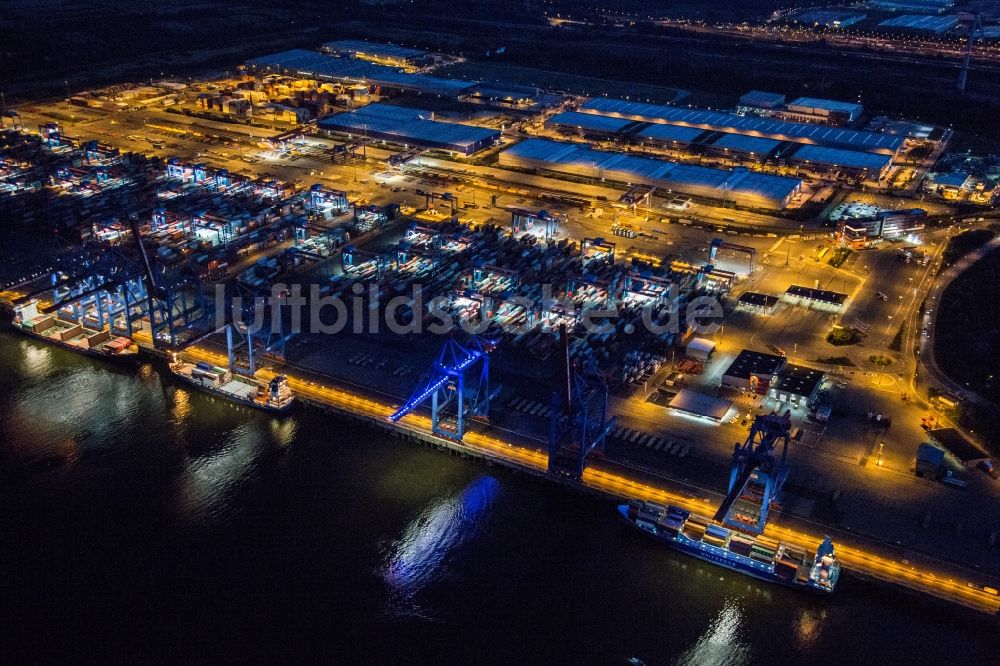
<box><xmin>713</xmin><ymin>410</ymin><xmax>792</xmax><ymax>535</ymax></box>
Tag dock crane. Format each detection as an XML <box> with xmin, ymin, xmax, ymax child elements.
<box><xmin>713</xmin><ymin>410</ymin><xmax>792</xmax><ymax>535</ymax></box>
<box><xmin>958</xmin><ymin>12</ymin><xmax>983</xmax><ymax>95</ymax></box>
<box><xmin>389</xmin><ymin>334</ymin><xmax>497</xmax><ymax>441</ymax></box>
<box><xmin>127</xmin><ymin>216</ymin><xmax>213</xmax><ymax>349</ymax></box>
<box><xmin>548</xmin><ymin>324</ymin><xmax>616</xmax><ymax>478</ymax></box>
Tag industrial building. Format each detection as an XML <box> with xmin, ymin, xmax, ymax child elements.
<box><xmin>738</xmin><ymin>94</ymin><xmax>863</xmax><ymax>127</ymax></box>
<box><xmin>460</xmin><ymin>84</ymin><xmax>546</xmax><ymax>111</ymax></box>
<box><xmin>318</xmin><ymin>103</ymin><xmax>500</xmax><ymax>155</ymax></box>
<box><xmin>782</xmin><ymin>285</ymin><xmax>848</xmax><ymax>312</ymax></box>
<box><xmin>547</xmin><ymin>107</ymin><xmax>890</xmax><ymax>180</ymax></box>
<box><xmin>737</xmin><ymin>91</ymin><xmax>786</xmax><ymax>114</ymax></box>
<box><xmin>878</xmin><ymin>14</ymin><xmax>960</xmax><ymax>33</ymax></box>
<box><xmin>499</xmin><ymin>138</ymin><xmax>802</xmax><ymax>210</ymax></box>
<box><xmin>578</xmin><ymin>97</ymin><xmax>902</xmax><ymax>155</ymax></box>
<box><xmin>321</xmin><ymin>40</ymin><xmax>430</xmax><ymax>69</ymax></box>
<box><xmin>737</xmin><ymin>292</ymin><xmax>780</xmax><ymax>314</ymax></box>
<box><xmin>868</xmin><ymin>0</ymin><xmax>954</xmax><ymax>14</ymax></box>
<box><xmin>246</xmin><ymin>49</ymin><xmax>476</xmax><ymax>97</ymax></box>
<box><xmin>667</xmin><ymin>389</ymin><xmax>733</xmax><ymax>422</ymax></box>
<box><xmin>783</xmin><ymin>98</ymin><xmax>864</xmax><ymax>125</ymax></box>
<box><xmin>793</xmin><ymin>10</ymin><xmax>868</xmax><ymax>28</ymax></box>
<box><xmin>770</xmin><ymin>364</ymin><xmax>825</xmax><ymax>407</ymax></box>
<box><xmin>547</xmin><ymin>111</ymin><xmax>637</xmax><ymax>140</ymax></box>
<box><xmin>837</xmin><ymin>208</ymin><xmax>927</xmax><ymax>247</ymax></box>
<box><xmin>787</xmin><ymin>145</ymin><xmax>892</xmax><ymax>179</ymax></box>
<box><xmin>721</xmin><ymin>350</ymin><xmax>787</xmax><ymax>393</ymax></box>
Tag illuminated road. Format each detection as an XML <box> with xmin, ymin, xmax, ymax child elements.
<box><xmin>135</xmin><ymin>334</ymin><xmax>1000</xmax><ymax>615</ymax></box>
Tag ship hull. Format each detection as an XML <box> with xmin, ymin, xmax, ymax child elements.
<box><xmin>618</xmin><ymin>505</ymin><xmax>834</xmax><ymax>595</ymax></box>
<box><xmin>169</xmin><ymin>369</ymin><xmax>295</xmax><ymax>415</ymax></box>
<box><xmin>11</xmin><ymin>324</ymin><xmax>139</xmax><ymax>363</ymax></box>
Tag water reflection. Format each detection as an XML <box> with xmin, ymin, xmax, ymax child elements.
<box><xmin>381</xmin><ymin>476</ymin><xmax>499</xmax><ymax>619</ymax></box>
<box><xmin>172</xmin><ymin>422</ymin><xmax>267</xmax><ymax>523</ymax></box>
<box><xmin>676</xmin><ymin>600</ymin><xmax>751</xmax><ymax>666</ymax></box>
<box><xmin>793</xmin><ymin>607</ymin><xmax>826</xmax><ymax>650</ymax></box>
<box><xmin>20</xmin><ymin>341</ymin><xmax>54</xmax><ymax>377</ymax></box>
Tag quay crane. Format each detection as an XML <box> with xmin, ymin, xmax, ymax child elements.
<box><xmin>713</xmin><ymin>410</ymin><xmax>792</xmax><ymax>535</ymax></box>
<box><xmin>389</xmin><ymin>335</ymin><xmax>497</xmax><ymax>441</ymax></box>
<box><xmin>548</xmin><ymin>324</ymin><xmax>616</xmax><ymax>479</ymax></box>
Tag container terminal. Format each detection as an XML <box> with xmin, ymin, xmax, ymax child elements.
<box><xmin>2</xmin><ymin>41</ymin><xmax>1000</xmax><ymax>616</ymax></box>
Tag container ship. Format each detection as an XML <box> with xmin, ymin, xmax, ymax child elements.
<box><xmin>619</xmin><ymin>500</ymin><xmax>840</xmax><ymax>594</ymax></box>
<box><xmin>169</xmin><ymin>359</ymin><xmax>295</xmax><ymax>414</ymax></box>
<box><xmin>11</xmin><ymin>301</ymin><xmax>138</xmax><ymax>361</ymax></box>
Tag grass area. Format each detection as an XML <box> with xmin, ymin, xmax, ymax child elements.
<box><xmin>888</xmin><ymin>326</ymin><xmax>905</xmax><ymax>353</ymax></box>
<box><xmin>869</xmin><ymin>354</ymin><xmax>892</xmax><ymax>367</ymax></box>
<box><xmin>828</xmin><ymin>247</ymin><xmax>852</xmax><ymax>268</ymax></box>
<box><xmin>941</xmin><ymin>227</ymin><xmax>998</xmax><ymax>267</ymax></box>
<box><xmin>826</xmin><ymin>328</ymin><xmax>860</xmax><ymax>346</ymax></box>
<box><xmin>814</xmin><ymin>356</ymin><xmax>855</xmax><ymax>367</ymax></box>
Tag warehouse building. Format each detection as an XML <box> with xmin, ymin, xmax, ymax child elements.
<box><xmin>793</xmin><ymin>10</ymin><xmax>868</xmax><ymax>28</ymax></box>
<box><xmin>878</xmin><ymin>14</ymin><xmax>960</xmax><ymax>34</ymax></box>
<box><xmin>321</xmin><ymin>40</ymin><xmax>430</xmax><ymax>69</ymax></box>
<box><xmin>788</xmin><ymin>144</ymin><xmax>893</xmax><ymax>179</ymax></box>
<box><xmin>770</xmin><ymin>364</ymin><xmax>825</xmax><ymax>407</ymax></box>
<box><xmin>499</xmin><ymin>138</ymin><xmax>802</xmax><ymax>209</ymax></box>
<box><xmin>721</xmin><ymin>350</ymin><xmax>787</xmax><ymax>393</ymax></box>
<box><xmin>782</xmin><ymin>285</ymin><xmax>848</xmax><ymax>312</ymax></box>
<box><xmin>782</xmin><ymin>97</ymin><xmax>864</xmax><ymax>125</ymax></box>
<box><xmin>319</xmin><ymin>104</ymin><xmax>500</xmax><ymax>155</ymax></box>
<box><xmin>869</xmin><ymin>0</ymin><xmax>954</xmax><ymax>15</ymax></box>
<box><xmin>579</xmin><ymin>97</ymin><xmax>903</xmax><ymax>155</ymax></box>
<box><xmin>704</xmin><ymin>133</ymin><xmax>781</xmax><ymax>160</ymax></box>
<box><xmin>737</xmin><ymin>90</ymin><xmax>786</xmax><ymax>115</ymax></box>
<box><xmin>546</xmin><ymin>111</ymin><xmax>638</xmax><ymax>140</ymax></box>
<box><xmin>246</xmin><ymin>50</ymin><xmax>476</xmax><ymax>97</ymax></box>
<box><xmin>737</xmin><ymin>292</ymin><xmax>780</xmax><ymax>314</ymax></box>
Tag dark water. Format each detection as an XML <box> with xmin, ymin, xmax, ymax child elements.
<box><xmin>1</xmin><ymin>329</ymin><xmax>996</xmax><ymax>665</ymax></box>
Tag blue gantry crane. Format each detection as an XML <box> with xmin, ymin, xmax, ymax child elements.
<box><xmin>713</xmin><ymin>410</ymin><xmax>792</xmax><ymax>535</ymax></box>
<box><xmin>389</xmin><ymin>335</ymin><xmax>496</xmax><ymax>440</ymax></box>
<box><xmin>548</xmin><ymin>325</ymin><xmax>616</xmax><ymax>478</ymax></box>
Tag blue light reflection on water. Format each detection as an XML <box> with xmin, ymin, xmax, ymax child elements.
<box><xmin>381</xmin><ymin>475</ymin><xmax>500</xmax><ymax>620</ymax></box>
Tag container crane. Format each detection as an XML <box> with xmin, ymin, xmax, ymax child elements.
<box><xmin>713</xmin><ymin>410</ymin><xmax>792</xmax><ymax>535</ymax></box>
<box><xmin>958</xmin><ymin>12</ymin><xmax>982</xmax><ymax>95</ymax></box>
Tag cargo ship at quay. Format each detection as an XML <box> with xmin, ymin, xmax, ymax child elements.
<box><xmin>11</xmin><ymin>300</ymin><xmax>138</xmax><ymax>361</ymax></box>
<box><xmin>169</xmin><ymin>358</ymin><xmax>295</xmax><ymax>414</ymax></box>
<box><xmin>619</xmin><ymin>500</ymin><xmax>840</xmax><ymax>594</ymax></box>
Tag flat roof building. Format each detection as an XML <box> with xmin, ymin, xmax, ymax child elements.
<box><xmin>246</xmin><ymin>49</ymin><xmax>476</xmax><ymax>97</ymax></box>
<box><xmin>794</xmin><ymin>10</ymin><xmax>868</xmax><ymax>28</ymax></box>
<box><xmin>771</xmin><ymin>363</ymin><xmax>825</xmax><ymax>407</ymax></box>
<box><xmin>579</xmin><ymin>97</ymin><xmax>903</xmax><ymax>155</ymax></box>
<box><xmin>706</xmin><ymin>133</ymin><xmax>781</xmax><ymax>159</ymax></box>
<box><xmin>738</xmin><ymin>91</ymin><xmax>786</xmax><ymax>110</ymax></box>
<box><xmin>869</xmin><ymin>0</ymin><xmax>954</xmax><ymax>14</ymax></box>
<box><xmin>321</xmin><ymin>40</ymin><xmax>429</xmax><ymax>68</ymax></box>
<box><xmin>546</xmin><ymin>111</ymin><xmax>637</xmax><ymax>138</ymax></box>
<box><xmin>498</xmin><ymin>138</ymin><xmax>802</xmax><ymax>210</ymax></box>
<box><xmin>737</xmin><ymin>292</ymin><xmax>780</xmax><ymax>314</ymax></box>
<box><xmin>318</xmin><ymin>103</ymin><xmax>500</xmax><ymax>155</ymax></box>
<box><xmin>878</xmin><ymin>14</ymin><xmax>960</xmax><ymax>33</ymax></box>
<box><xmin>668</xmin><ymin>389</ymin><xmax>733</xmax><ymax>422</ymax></box>
<box><xmin>785</xmin><ymin>97</ymin><xmax>864</xmax><ymax>124</ymax></box>
<box><xmin>783</xmin><ymin>285</ymin><xmax>848</xmax><ymax>312</ymax></box>
<box><xmin>721</xmin><ymin>350</ymin><xmax>787</xmax><ymax>392</ymax></box>
<box><xmin>790</xmin><ymin>144</ymin><xmax>893</xmax><ymax>179</ymax></box>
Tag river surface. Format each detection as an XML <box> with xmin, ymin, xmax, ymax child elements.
<box><xmin>1</xmin><ymin>329</ymin><xmax>996</xmax><ymax>664</ymax></box>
